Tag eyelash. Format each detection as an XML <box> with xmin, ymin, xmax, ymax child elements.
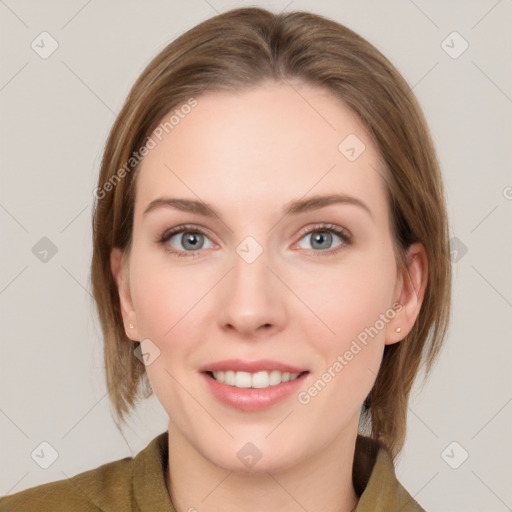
<box><xmin>157</xmin><ymin>223</ymin><xmax>352</xmax><ymax>258</ymax></box>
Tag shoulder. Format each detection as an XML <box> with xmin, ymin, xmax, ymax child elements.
<box><xmin>0</xmin><ymin>431</ymin><xmax>171</xmax><ymax>512</ymax></box>
<box><xmin>0</xmin><ymin>455</ymin><xmax>134</xmax><ymax>512</ymax></box>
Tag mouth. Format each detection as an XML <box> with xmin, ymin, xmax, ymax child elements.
<box><xmin>198</xmin><ymin>359</ymin><xmax>310</xmax><ymax>411</ymax></box>
<box><xmin>200</xmin><ymin>368</ymin><xmax>310</xmax><ymax>411</ymax></box>
<box><xmin>204</xmin><ymin>369</ymin><xmax>309</xmax><ymax>389</ymax></box>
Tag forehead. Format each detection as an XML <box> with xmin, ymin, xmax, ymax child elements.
<box><xmin>135</xmin><ymin>82</ymin><xmax>387</xmax><ymax>219</ymax></box>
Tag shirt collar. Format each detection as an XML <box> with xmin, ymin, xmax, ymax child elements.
<box><xmin>132</xmin><ymin>431</ymin><xmax>173</xmax><ymax>511</ymax></box>
<box><xmin>132</xmin><ymin>431</ymin><xmax>424</xmax><ymax>512</ymax></box>
<box><xmin>352</xmin><ymin>435</ymin><xmax>425</xmax><ymax>511</ymax></box>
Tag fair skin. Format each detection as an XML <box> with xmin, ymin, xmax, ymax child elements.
<box><xmin>111</xmin><ymin>82</ymin><xmax>427</xmax><ymax>512</ymax></box>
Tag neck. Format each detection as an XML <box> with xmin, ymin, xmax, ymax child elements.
<box><xmin>165</xmin><ymin>421</ymin><xmax>359</xmax><ymax>512</ymax></box>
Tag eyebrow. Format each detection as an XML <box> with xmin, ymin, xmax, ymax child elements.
<box><xmin>143</xmin><ymin>193</ymin><xmax>373</xmax><ymax>220</ymax></box>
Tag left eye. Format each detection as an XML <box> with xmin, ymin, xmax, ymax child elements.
<box><xmin>297</xmin><ymin>227</ymin><xmax>348</xmax><ymax>252</ymax></box>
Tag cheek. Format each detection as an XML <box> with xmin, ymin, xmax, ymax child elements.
<box><xmin>292</xmin><ymin>249</ymin><xmax>397</xmax><ymax>404</ymax></box>
<box><xmin>296</xmin><ymin>246</ymin><xmax>397</xmax><ymax>342</ymax></box>
<box><xmin>129</xmin><ymin>247</ymin><xmax>204</xmax><ymax>338</ymax></box>
<box><xmin>128</xmin><ymin>252</ymin><xmax>213</xmax><ymax>412</ymax></box>
<box><xmin>129</xmin><ymin>250</ymin><xmax>218</xmax><ymax>375</ymax></box>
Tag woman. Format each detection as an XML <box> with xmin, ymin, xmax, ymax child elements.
<box><xmin>0</xmin><ymin>7</ymin><xmax>451</xmax><ymax>511</ymax></box>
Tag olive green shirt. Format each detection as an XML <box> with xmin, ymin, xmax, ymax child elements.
<box><xmin>0</xmin><ymin>432</ymin><xmax>425</xmax><ymax>511</ymax></box>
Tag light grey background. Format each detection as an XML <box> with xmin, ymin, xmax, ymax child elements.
<box><xmin>1</xmin><ymin>1</ymin><xmax>511</xmax><ymax>510</ymax></box>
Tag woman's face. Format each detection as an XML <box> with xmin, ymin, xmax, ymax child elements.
<box><xmin>113</xmin><ymin>81</ymin><xmax>413</xmax><ymax>472</ymax></box>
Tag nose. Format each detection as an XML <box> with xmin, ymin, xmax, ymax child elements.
<box><xmin>217</xmin><ymin>243</ymin><xmax>286</xmax><ymax>338</ymax></box>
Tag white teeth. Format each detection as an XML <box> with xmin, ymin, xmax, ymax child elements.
<box><xmin>235</xmin><ymin>371</ymin><xmax>252</xmax><ymax>388</ymax></box>
<box><xmin>225</xmin><ymin>370</ymin><xmax>235</xmax><ymax>386</ymax></box>
<box><xmin>211</xmin><ymin>370</ymin><xmax>301</xmax><ymax>388</ymax></box>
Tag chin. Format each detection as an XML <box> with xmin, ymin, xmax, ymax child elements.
<box><xmin>199</xmin><ymin>436</ymin><xmax>307</xmax><ymax>475</ymax></box>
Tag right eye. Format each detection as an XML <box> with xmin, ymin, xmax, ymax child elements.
<box><xmin>158</xmin><ymin>225</ymin><xmax>215</xmax><ymax>257</ymax></box>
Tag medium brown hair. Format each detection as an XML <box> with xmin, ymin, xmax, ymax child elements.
<box><xmin>90</xmin><ymin>7</ymin><xmax>451</xmax><ymax>461</ymax></box>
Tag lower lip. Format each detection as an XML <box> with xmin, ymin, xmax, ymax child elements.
<box><xmin>201</xmin><ymin>372</ymin><xmax>308</xmax><ymax>412</ymax></box>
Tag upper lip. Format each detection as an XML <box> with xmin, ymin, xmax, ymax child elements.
<box><xmin>199</xmin><ymin>359</ymin><xmax>309</xmax><ymax>374</ymax></box>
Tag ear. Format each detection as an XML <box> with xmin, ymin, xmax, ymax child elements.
<box><xmin>110</xmin><ymin>247</ymin><xmax>140</xmax><ymax>341</ymax></box>
<box><xmin>385</xmin><ymin>242</ymin><xmax>428</xmax><ymax>345</ymax></box>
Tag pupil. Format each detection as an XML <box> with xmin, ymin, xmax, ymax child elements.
<box><xmin>312</xmin><ymin>231</ymin><xmax>331</xmax><ymax>250</ymax></box>
<box><xmin>183</xmin><ymin>232</ymin><xmax>202</xmax><ymax>250</ymax></box>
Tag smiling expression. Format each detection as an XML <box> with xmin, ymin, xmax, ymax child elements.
<box><xmin>112</xmin><ymin>80</ymin><xmax>408</xmax><ymax>472</ymax></box>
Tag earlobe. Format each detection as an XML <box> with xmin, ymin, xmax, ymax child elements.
<box><xmin>386</xmin><ymin>243</ymin><xmax>428</xmax><ymax>345</ymax></box>
<box><xmin>110</xmin><ymin>248</ymin><xmax>139</xmax><ymax>341</ymax></box>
